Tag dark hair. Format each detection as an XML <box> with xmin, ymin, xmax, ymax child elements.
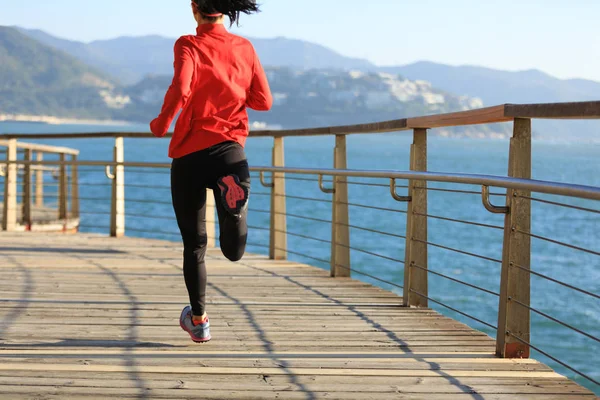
<box><xmin>193</xmin><ymin>0</ymin><xmax>260</xmax><ymax>25</ymax></box>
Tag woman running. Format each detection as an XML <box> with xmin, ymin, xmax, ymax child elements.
<box><xmin>150</xmin><ymin>0</ymin><xmax>272</xmax><ymax>343</ymax></box>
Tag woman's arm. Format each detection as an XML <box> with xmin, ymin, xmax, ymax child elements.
<box><xmin>150</xmin><ymin>38</ymin><xmax>194</xmax><ymax>137</ymax></box>
<box><xmin>246</xmin><ymin>52</ymin><xmax>273</xmax><ymax>111</ymax></box>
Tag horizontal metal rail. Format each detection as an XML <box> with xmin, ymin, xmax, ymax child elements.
<box><xmin>124</xmin><ymin>183</ymin><xmax>170</xmax><ymax>190</ymax></box>
<box><xmin>507</xmin><ymin>332</ymin><xmax>599</xmax><ymax>386</ymax></box>
<box><xmin>126</xmin><ymin>198</ymin><xmax>173</xmax><ymax>206</ymax></box>
<box><xmin>510</xmin><ymin>263</ymin><xmax>600</xmax><ymax>301</ymax></box>
<box><xmin>411</xmin><ymin>263</ymin><xmax>500</xmax><ymax>297</ymax></box>
<box><xmin>279</xmin><ymin>176</ymin><xmax>320</xmax><ymax>183</ymax></box>
<box><xmin>412</xmin><ymin>238</ymin><xmax>502</xmax><ymax>264</ymax></box>
<box><xmin>125</xmin><ymin>227</ymin><xmax>180</xmax><ymax>237</ymax></box>
<box><xmin>77</xmin><ymin>182</ymin><xmax>112</xmax><ymax>188</ymax></box>
<box><xmin>509</xmin><ymin>297</ymin><xmax>599</xmax><ymax>343</ymax></box>
<box><xmin>337</xmin><ymin>243</ymin><xmax>405</xmax><ymax>264</ymax></box>
<box><xmin>419</xmin><ymin>187</ymin><xmax>505</xmax><ymax>196</ymax></box>
<box><xmin>516</xmin><ymin>229</ymin><xmax>600</xmax><ymax>257</ymax></box>
<box><xmin>339</xmin><ymin>201</ymin><xmax>407</xmax><ymax>214</ymax></box>
<box><xmin>344</xmin><ymin>180</ymin><xmax>408</xmax><ymax>189</ymax></box>
<box><xmin>9</xmin><ymin>161</ymin><xmax>600</xmax><ymax>201</ymax></box>
<box><xmin>335</xmin><ymin>221</ymin><xmax>407</xmax><ymax>240</ymax></box>
<box><xmin>248</xmin><ymin>225</ymin><xmax>271</xmax><ymax>232</ymax></box>
<box><xmin>251</xmin><ymin>243</ymin><xmax>406</xmax><ymax>291</ymax></box>
<box><xmin>77</xmin><ymin>196</ymin><xmax>111</xmax><ymax>202</ymax></box>
<box><xmin>520</xmin><ymin>194</ymin><xmax>600</xmax><ymax>214</ymax></box>
<box><xmin>274</xmin><ymin>228</ymin><xmax>330</xmax><ymax>244</ymax></box>
<box><xmin>78</xmin><ymin>211</ymin><xmax>111</xmax><ymax>216</ymax></box>
<box><xmin>276</xmin><ymin>210</ymin><xmax>331</xmax><ymax>225</ymax></box>
<box><xmin>276</xmin><ymin>193</ymin><xmax>332</xmax><ymax>204</ymax></box>
<box><xmin>413</xmin><ymin>212</ymin><xmax>504</xmax><ymax>230</ymax></box>
<box><xmin>410</xmin><ymin>289</ymin><xmax>498</xmax><ymax>330</ymax></box>
<box><xmin>270</xmin><ymin>245</ymin><xmax>330</xmax><ymax>266</ymax></box>
<box><xmin>334</xmin><ymin>263</ymin><xmax>405</xmax><ymax>291</ymax></box>
<box><xmin>249</xmin><ymin>208</ymin><xmax>270</xmax><ymax>215</ymax></box>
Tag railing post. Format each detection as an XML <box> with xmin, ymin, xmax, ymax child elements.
<box><xmin>331</xmin><ymin>135</ymin><xmax>350</xmax><ymax>277</ymax></box>
<box><xmin>2</xmin><ymin>139</ymin><xmax>18</xmax><ymax>232</ymax></box>
<box><xmin>206</xmin><ymin>189</ymin><xmax>216</xmax><ymax>248</ymax></box>
<box><xmin>497</xmin><ymin>118</ymin><xmax>532</xmax><ymax>358</ymax></box>
<box><xmin>110</xmin><ymin>136</ymin><xmax>125</xmax><ymax>238</ymax></box>
<box><xmin>403</xmin><ymin>128</ymin><xmax>428</xmax><ymax>307</ymax></box>
<box><xmin>35</xmin><ymin>151</ymin><xmax>44</xmax><ymax>207</ymax></box>
<box><xmin>269</xmin><ymin>136</ymin><xmax>287</xmax><ymax>259</ymax></box>
<box><xmin>22</xmin><ymin>149</ymin><xmax>33</xmax><ymax>229</ymax></box>
<box><xmin>58</xmin><ymin>153</ymin><xmax>68</xmax><ymax>221</ymax></box>
<box><xmin>71</xmin><ymin>154</ymin><xmax>79</xmax><ymax>223</ymax></box>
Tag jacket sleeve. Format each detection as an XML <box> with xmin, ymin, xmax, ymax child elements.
<box><xmin>246</xmin><ymin>51</ymin><xmax>273</xmax><ymax>111</ymax></box>
<box><xmin>150</xmin><ymin>38</ymin><xmax>194</xmax><ymax>137</ymax></box>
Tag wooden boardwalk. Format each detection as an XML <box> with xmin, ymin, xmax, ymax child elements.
<box><xmin>0</xmin><ymin>233</ymin><xmax>595</xmax><ymax>399</ymax></box>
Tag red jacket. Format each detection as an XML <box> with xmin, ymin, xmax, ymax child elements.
<box><xmin>150</xmin><ymin>24</ymin><xmax>273</xmax><ymax>158</ymax></box>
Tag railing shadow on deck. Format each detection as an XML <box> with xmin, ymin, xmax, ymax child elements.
<box><xmin>240</xmin><ymin>262</ymin><xmax>488</xmax><ymax>399</ymax></box>
<box><xmin>0</xmin><ymin>255</ymin><xmax>34</xmax><ymax>342</ymax></box>
<box><xmin>1</xmin><ymin>100</ymin><xmax>600</xmax><ymax>394</ymax></box>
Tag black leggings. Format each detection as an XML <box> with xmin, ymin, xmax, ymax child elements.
<box><xmin>171</xmin><ymin>141</ymin><xmax>250</xmax><ymax>316</ymax></box>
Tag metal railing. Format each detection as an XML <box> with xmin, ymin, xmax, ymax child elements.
<box><xmin>1</xmin><ymin>100</ymin><xmax>599</xmax><ymax>393</ymax></box>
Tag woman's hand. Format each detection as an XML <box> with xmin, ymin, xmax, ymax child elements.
<box><xmin>150</xmin><ymin>117</ymin><xmax>168</xmax><ymax>137</ymax></box>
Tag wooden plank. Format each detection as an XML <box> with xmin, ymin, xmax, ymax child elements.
<box><xmin>0</xmin><ymin>350</ymin><xmax>518</xmax><ymax>359</ymax></box>
<box><xmin>504</xmin><ymin>101</ymin><xmax>600</xmax><ymax>119</ymax></box>
<box><xmin>0</xmin><ymin>385</ymin><xmax>592</xmax><ymax>400</ymax></box>
<box><xmin>0</xmin><ymin>363</ymin><xmax>565</xmax><ymax>378</ymax></box>
<box><xmin>0</xmin><ymin>358</ymin><xmax>550</xmax><ymax>372</ymax></box>
<box><xmin>406</xmin><ymin>105</ymin><xmax>510</xmax><ymax>129</ymax></box>
<box><xmin>251</xmin><ymin>118</ymin><xmax>408</xmax><ymax>138</ymax></box>
<box><xmin>0</xmin><ymin>375</ymin><xmax>589</xmax><ymax>395</ymax></box>
<box><xmin>0</xmin><ymin>140</ymin><xmax>79</xmax><ymax>155</ymax></box>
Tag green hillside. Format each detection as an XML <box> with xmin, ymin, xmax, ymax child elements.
<box><xmin>0</xmin><ymin>26</ymin><xmax>124</xmax><ymax>118</ymax></box>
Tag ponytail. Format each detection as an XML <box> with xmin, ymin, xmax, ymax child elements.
<box><xmin>193</xmin><ymin>0</ymin><xmax>260</xmax><ymax>25</ymax></box>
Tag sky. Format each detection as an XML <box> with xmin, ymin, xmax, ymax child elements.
<box><xmin>1</xmin><ymin>0</ymin><xmax>599</xmax><ymax>81</ymax></box>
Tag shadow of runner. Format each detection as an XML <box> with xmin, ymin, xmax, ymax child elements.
<box><xmin>207</xmin><ymin>281</ymin><xmax>318</xmax><ymax>400</ymax></box>
<box><xmin>0</xmin><ymin>255</ymin><xmax>34</xmax><ymax>341</ymax></box>
<box><xmin>243</xmin><ymin>262</ymin><xmax>487</xmax><ymax>400</ymax></box>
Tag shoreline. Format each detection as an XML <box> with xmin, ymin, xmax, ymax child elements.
<box><xmin>0</xmin><ymin>114</ymin><xmax>134</xmax><ymax>126</ymax></box>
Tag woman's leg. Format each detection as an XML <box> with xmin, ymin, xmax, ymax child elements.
<box><xmin>171</xmin><ymin>160</ymin><xmax>209</xmax><ymax>317</ymax></box>
<box><xmin>212</xmin><ymin>143</ymin><xmax>251</xmax><ymax>262</ymax></box>
<box><xmin>214</xmin><ymin>189</ymin><xmax>248</xmax><ymax>262</ymax></box>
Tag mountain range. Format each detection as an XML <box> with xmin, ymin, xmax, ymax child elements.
<box><xmin>18</xmin><ymin>28</ymin><xmax>375</xmax><ymax>85</ymax></box>
<box><xmin>0</xmin><ymin>26</ymin><xmax>125</xmax><ymax>120</ymax></box>
<box><xmin>2</xmin><ymin>26</ymin><xmax>495</xmax><ymax>135</ymax></box>
<box><xmin>3</xmin><ymin>26</ymin><xmax>599</xmax><ymax>138</ymax></box>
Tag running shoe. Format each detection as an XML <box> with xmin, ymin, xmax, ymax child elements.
<box><xmin>179</xmin><ymin>305</ymin><xmax>211</xmax><ymax>343</ymax></box>
<box><xmin>217</xmin><ymin>174</ymin><xmax>249</xmax><ymax>217</ymax></box>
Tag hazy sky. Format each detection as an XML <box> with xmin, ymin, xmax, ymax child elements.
<box><xmin>2</xmin><ymin>0</ymin><xmax>599</xmax><ymax>81</ymax></box>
